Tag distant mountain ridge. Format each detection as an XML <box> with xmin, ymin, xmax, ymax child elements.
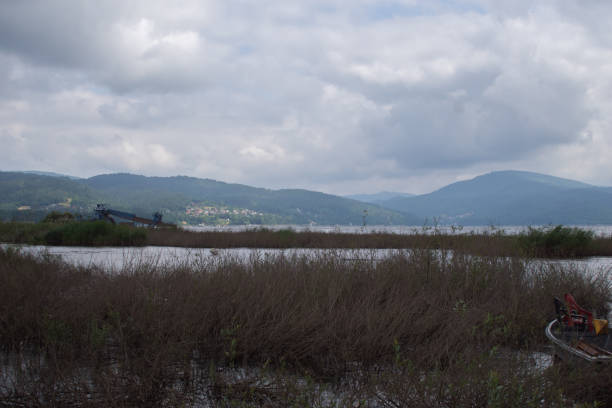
<box><xmin>82</xmin><ymin>173</ymin><xmax>419</xmax><ymax>225</ymax></box>
<box><xmin>380</xmin><ymin>171</ymin><xmax>612</xmax><ymax>225</ymax></box>
<box><xmin>2</xmin><ymin>169</ymin><xmax>612</xmax><ymax>225</ymax></box>
<box><xmin>22</xmin><ymin>170</ymin><xmax>81</xmax><ymax>180</ymax></box>
<box><xmin>0</xmin><ymin>171</ymin><xmax>417</xmax><ymax>225</ymax></box>
<box><xmin>345</xmin><ymin>191</ymin><xmax>415</xmax><ymax>204</ymax></box>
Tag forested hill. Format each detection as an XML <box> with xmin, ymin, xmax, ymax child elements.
<box><xmin>379</xmin><ymin>170</ymin><xmax>612</xmax><ymax>225</ymax></box>
<box><xmin>0</xmin><ymin>172</ymin><xmax>418</xmax><ymax>225</ymax></box>
<box><xmin>82</xmin><ymin>173</ymin><xmax>418</xmax><ymax>225</ymax></box>
<box><xmin>345</xmin><ymin>192</ymin><xmax>415</xmax><ymax>205</ymax></box>
<box><xmin>0</xmin><ymin>172</ymin><xmax>99</xmax><ymax>218</ymax></box>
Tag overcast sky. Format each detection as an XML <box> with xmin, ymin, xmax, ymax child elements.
<box><xmin>1</xmin><ymin>0</ymin><xmax>612</xmax><ymax>194</ymax></box>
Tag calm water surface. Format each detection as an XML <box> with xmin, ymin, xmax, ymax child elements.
<box><xmin>5</xmin><ymin>244</ymin><xmax>612</xmax><ymax>277</ymax></box>
<box><xmin>4</xmin><ymin>245</ymin><xmax>401</xmax><ymax>271</ymax></box>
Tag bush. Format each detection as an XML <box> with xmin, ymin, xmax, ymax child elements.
<box><xmin>43</xmin><ymin>221</ymin><xmax>147</xmax><ymax>246</ymax></box>
<box><xmin>42</xmin><ymin>211</ymin><xmax>75</xmax><ymax>223</ymax></box>
<box><xmin>517</xmin><ymin>225</ymin><xmax>594</xmax><ymax>257</ymax></box>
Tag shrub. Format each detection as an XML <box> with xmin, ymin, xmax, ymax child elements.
<box><xmin>43</xmin><ymin>221</ymin><xmax>147</xmax><ymax>246</ymax></box>
<box><xmin>517</xmin><ymin>225</ymin><xmax>594</xmax><ymax>257</ymax></box>
<box><xmin>42</xmin><ymin>211</ymin><xmax>75</xmax><ymax>223</ymax></box>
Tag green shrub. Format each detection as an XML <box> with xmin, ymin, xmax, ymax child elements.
<box><xmin>43</xmin><ymin>221</ymin><xmax>147</xmax><ymax>246</ymax></box>
<box><xmin>275</xmin><ymin>228</ymin><xmax>296</xmax><ymax>243</ymax></box>
<box><xmin>517</xmin><ymin>225</ymin><xmax>594</xmax><ymax>257</ymax></box>
<box><xmin>42</xmin><ymin>211</ymin><xmax>75</xmax><ymax>223</ymax></box>
<box><xmin>0</xmin><ymin>221</ymin><xmax>52</xmax><ymax>244</ymax></box>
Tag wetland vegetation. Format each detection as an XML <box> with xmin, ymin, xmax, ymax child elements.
<box><xmin>1</xmin><ymin>240</ymin><xmax>612</xmax><ymax>406</ymax></box>
<box><xmin>2</xmin><ymin>220</ymin><xmax>612</xmax><ymax>258</ymax></box>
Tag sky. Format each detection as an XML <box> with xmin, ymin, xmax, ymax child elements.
<box><xmin>1</xmin><ymin>0</ymin><xmax>612</xmax><ymax>195</ymax></box>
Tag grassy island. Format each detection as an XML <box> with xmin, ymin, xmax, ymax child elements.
<box><xmin>2</xmin><ymin>221</ymin><xmax>612</xmax><ymax>258</ymax></box>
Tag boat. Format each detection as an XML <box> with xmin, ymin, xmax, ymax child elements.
<box><xmin>546</xmin><ymin>293</ymin><xmax>612</xmax><ymax>364</ymax></box>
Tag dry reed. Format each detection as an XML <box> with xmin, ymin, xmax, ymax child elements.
<box><xmin>1</xmin><ymin>245</ymin><xmax>610</xmax><ymax>406</ymax></box>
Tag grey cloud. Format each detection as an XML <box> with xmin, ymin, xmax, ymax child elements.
<box><xmin>0</xmin><ymin>1</ymin><xmax>227</xmax><ymax>94</ymax></box>
<box><xmin>1</xmin><ymin>0</ymin><xmax>611</xmax><ymax>193</ymax></box>
<box><xmin>365</xmin><ymin>66</ymin><xmax>590</xmax><ymax>170</ymax></box>
<box><xmin>0</xmin><ymin>1</ymin><xmax>114</xmax><ymax>68</ymax></box>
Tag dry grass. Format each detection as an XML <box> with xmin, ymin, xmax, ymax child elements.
<box><xmin>1</xmin><ymin>245</ymin><xmax>611</xmax><ymax>406</ymax></box>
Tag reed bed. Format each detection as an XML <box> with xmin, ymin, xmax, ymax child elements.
<box><xmin>4</xmin><ymin>220</ymin><xmax>612</xmax><ymax>258</ymax></box>
<box><xmin>147</xmin><ymin>227</ymin><xmax>519</xmax><ymax>254</ymax></box>
<box><xmin>1</xmin><ymin>245</ymin><xmax>611</xmax><ymax>406</ymax></box>
<box><xmin>150</xmin><ymin>226</ymin><xmax>612</xmax><ymax>258</ymax></box>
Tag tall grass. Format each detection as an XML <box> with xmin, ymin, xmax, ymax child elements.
<box><xmin>1</xmin><ymin>246</ymin><xmax>610</xmax><ymax>405</ymax></box>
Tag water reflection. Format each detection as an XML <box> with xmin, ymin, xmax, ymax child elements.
<box><xmin>2</xmin><ymin>245</ymin><xmax>399</xmax><ymax>271</ymax></box>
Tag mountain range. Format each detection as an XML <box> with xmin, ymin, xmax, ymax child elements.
<box><xmin>1</xmin><ymin>170</ymin><xmax>611</xmax><ymax>225</ymax></box>
<box><xmin>344</xmin><ymin>192</ymin><xmax>415</xmax><ymax>205</ymax></box>
<box><xmin>0</xmin><ymin>172</ymin><xmax>416</xmax><ymax>225</ymax></box>
<box><xmin>374</xmin><ymin>170</ymin><xmax>612</xmax><ymax>225</ymax></box>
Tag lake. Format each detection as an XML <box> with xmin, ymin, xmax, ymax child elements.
<box><xmin>5</xmin><ymin>244</ymin><xmax>612</xmax><ymax>278</ymax></box>
<box><xmin>3</xmin><ymin>245</ymin><xmax>416</xmax><ymax>271</ymax></box>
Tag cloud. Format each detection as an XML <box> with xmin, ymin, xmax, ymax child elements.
<box><xmin>86</xmin><ymin>136</ymin><xmax>178</xmax><ymax>171</ymax></box>
<box><xmin>0</xmin><ymin>0</ymin><xmax>611</xmax><ymax>194</ymax></box>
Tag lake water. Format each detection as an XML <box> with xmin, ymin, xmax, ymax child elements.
<box><xmin>3</xmin><ymin>245</ymin><xmax>412</xmax><ymax>271</ymax></box>
<box><xmin>5</xmin><ymin>244</ymin><xmax>612</xmax><ymax>278</ymax></box>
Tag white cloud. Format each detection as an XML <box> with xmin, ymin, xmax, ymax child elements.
<box><xmin>1</xmin><ymin>0</ymin><xmax>612</xmax><ymax>194</ymax></box>
<box><xmin>239</xmin><ymin>145</ymin><xmax>281</xmax><ymax>162</ymax></box>
<box><xmin>85</xmin><ymin>136</ymin><xmax>178</xmax><ymax>173</ymax></box>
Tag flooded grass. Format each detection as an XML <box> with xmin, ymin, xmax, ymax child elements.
<box><xmin>1</xmin><ymin>245</ymin><xmax>612</xmax><ymax>406</ymax></box>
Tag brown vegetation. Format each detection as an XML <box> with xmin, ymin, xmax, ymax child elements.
<box><xmin>148</xmin><ymin>226</ymin><xmax>612</xmax><ymax>258</ymax></box>
<box><xmin>1</xmin><ymin>245</ymin><xmax>611</xmax><ymax>405</ymax></box>
<box><xmin>4</xmin><ymin>221</ymin><xmax>612</xmax><ymax>258</ymax></box>
<box><xmin>146</xmin><ymin>227</ymin><xmax>519</xmax><ymax>254</ymax></box>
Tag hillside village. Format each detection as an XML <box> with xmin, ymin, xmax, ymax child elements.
<box><xmin>185</xmin><ymin>205</ymin><xmax>263</xmax><ymax>217</ymax></box>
